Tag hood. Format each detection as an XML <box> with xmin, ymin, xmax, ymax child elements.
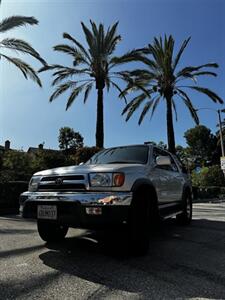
<box><xmin>34</xmin><ymin>163</ymin><xmax>145</xmax><ymax>176</ymax></box>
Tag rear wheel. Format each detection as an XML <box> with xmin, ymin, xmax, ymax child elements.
<box><xmin>176</xmin><ymin>191</ymin><xmax>192</xmax><ymax>225</ymax></box>
<box><xmin>37</xmin><ymin>220</ymin><xmax>68</xmax><ymax>242</ymax></box>
<box><xmin>128</xmin><ymin>188</ymin><xmax>158</xmax><ymax>255</ymax></box>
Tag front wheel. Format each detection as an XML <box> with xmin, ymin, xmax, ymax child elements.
<box><xmin>128</xmin><ymin>189</ymin><xmax>157</xmax><ymax>256</ymax></box>
<box><xmin>37</xmin><ymin>220</ymin><xmax>68</xmax><ymax>242</ymax></box>
<box><xmin>176</xmin><ymin>191</ymin><xmax>192</xmax><ymax>225</ymax></box>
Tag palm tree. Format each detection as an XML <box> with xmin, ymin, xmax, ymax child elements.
<box><xmin>121</xmin><ymin>35</ymin><xmax>223</xmax><ymax>154</ymax></box>
<box><xmin>39</xmin><ymin>21</ymin><xmax>141</xmax><ymax>148</ymax></box>
<box><xmin>0</xmin><ymin>13</ymin><xmax>46</xmax><ymax>86</ymax></box>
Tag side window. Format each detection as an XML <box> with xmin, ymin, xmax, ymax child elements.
<box><xmin>169</xmin><ymin>155</ymin><xmax>179</xmax><ymax>172</ymax></box>
<box><xmin>153</xmin><ymin>147</ymin><xmax>179</xmax><ymax>172</ymax></box>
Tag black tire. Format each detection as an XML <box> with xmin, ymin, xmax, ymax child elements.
<box><xmin>128</xmin><ymin>188</ymin><xmax>157</xmax><ymax>256</ymax></box>
<box><xmin>37</xmin><ymin>220</ymin><xmax>68</xmax><ymax>242</ymax></box>
<box><xmin>176</xmin><ymin>191</ymin><xmax>192</xmax><ymax>225</ymax></box>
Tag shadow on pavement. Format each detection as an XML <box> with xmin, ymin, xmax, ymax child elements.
<box><xmin>0</xmin><ymin>272</ymin><xmax>61</xmax><ymax>299</ymax></box>
<box><xmin>39</xmin><ymin>218</ymin><xmax>225</xmax><ymax>299</ymax></box>
<box><xmin>0</xmin><ymin>244</ymin><xmax>45</xmax><ymax>259</ymax></box>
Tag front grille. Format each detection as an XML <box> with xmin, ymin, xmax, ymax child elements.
<box><xmin>38</xmin><ymin>174</ymin><xmax>86</xmax><ymax>191</ymax></box>
<box><xmin>41</xmin><ymin>175</ymin><xmax>84</xmax><ymax>181</ymax></box>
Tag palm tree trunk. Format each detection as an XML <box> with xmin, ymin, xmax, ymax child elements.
<box><xmin>166</xmin><ymin>95</ymin><xmax>176</xmax><ymax>154</ymax></box>
<box><xmin>96</xmin><ymin>88</ymin><xmax>104</xmax><ymax>148</ymax></box>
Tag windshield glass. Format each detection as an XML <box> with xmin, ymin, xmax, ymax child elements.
<box><xmin>86</xmin><ymin>146</ymin><xmax>149</xmax><ymax>165</ymax></box>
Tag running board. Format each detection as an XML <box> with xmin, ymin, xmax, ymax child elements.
<box><xmin>162</xmin><ymin>210</ymin><xmax>183</xmax><ymax>220</ymax></box>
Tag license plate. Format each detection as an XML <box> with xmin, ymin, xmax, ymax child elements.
<box><xmin>37</xmin><ymin>205</ymin><xmax>57</xmax><ymax>220</ymax></box>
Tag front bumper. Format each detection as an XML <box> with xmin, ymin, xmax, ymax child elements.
<box><xmin>20</xmin><ymin>191</ymin><xmax>132</xmax><ymax>228</ymax></box>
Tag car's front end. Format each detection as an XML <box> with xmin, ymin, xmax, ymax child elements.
<box><xmin>20</xmin><ymin>144</ymin><xmax>150</xmax><ymax>229</ymax></box>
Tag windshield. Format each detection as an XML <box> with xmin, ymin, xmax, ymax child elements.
<box><xmin>86</xmin><ymin>145</ymin><xmax>149</xmax><ymax>165</ymax></box>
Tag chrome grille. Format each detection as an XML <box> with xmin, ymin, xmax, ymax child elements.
<box><xmin>38</xmin><ymin>174</ymin><xmax>86</xmax><ymax>191</ymax></box>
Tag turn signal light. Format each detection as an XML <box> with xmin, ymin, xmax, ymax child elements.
<box><xmin>113</xmin><ymin>173</ymin><xmax>125</xmax><ymax>187</ymax></box>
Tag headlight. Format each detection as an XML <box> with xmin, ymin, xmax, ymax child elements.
<box><xmin>28</xmin><ymin>176</ymin><xmax>41</xmax><ymax>192</ymax></box>
<box><xmin>89</xmin><ymin>173</ymin><xmax>124</xmax><ymax>187</ymax></box>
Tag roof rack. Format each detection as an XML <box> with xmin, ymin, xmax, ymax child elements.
<box><xmin>144</xmin><ymin>141</ymin><xmax>155</xmax><ymax>145</ymax></box>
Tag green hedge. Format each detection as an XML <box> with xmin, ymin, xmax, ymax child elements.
<box><xmin>193</xmin><ymin>186</ymin><xmax>225</xmax><ymax>199</ymax></box>
<box><xmin>0</xmin><ymin>181</ymin><xmax>28</xmax><ymax>214</ymax></box>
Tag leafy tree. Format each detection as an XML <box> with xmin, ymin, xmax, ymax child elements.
<box><xmin>58</xmin><ymin>127</ymin><xmax>84</xmax><ymax>151</ymax></box>
<box><xmin>121</xmin><ymin>35</ymin><xmax>223</xmax><ymax>154</ymax></box>
<box><xmin>40</xmin><ymin>20</ymin><xmax>141</xmax><ymax>148</ymax></box>
<box><xmin>147</xmin><ymin>140</ymin><xmax>167</xmax><ymax>149</ymax></box>
<box><xmin>73</xmin><ymin>146</ymin><xmax>100</xmax><ymax>165</ymax></box>
<box><xmin>184</xmin><ymin>125</ymin><xmax>217</xmax><ymax>165</ymax></box>
<box><xmin>0</xmin><ymin>8</ymin><xmax>46</xmax><ymax>85</ymax></box>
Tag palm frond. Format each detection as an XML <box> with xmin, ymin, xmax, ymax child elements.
<box><xmin>109</xmin><ymin>50</ymin><xmax>144</xmax><ymax>68</ymax></box>
<box><xmin>39</xmin><ymin>64</ymin><xmax>67</xmax><ymax>73</ymax></box>
<box><xmin>81</xmin><ymin>22</ymin><xmax>94</xmax><ymax>52</ymax></box>
<box><xmin>53</xmin><ymin>44</ymin><xmax>89</xmax><ymax>65</ymax></box>
<box><xmin>1</xmin><ymin>53</ymin><xmax>42</xmax><ymax>86</ymax></box>
<box><xmin>49</xmin><ymin>81</ymin><xmax>77</xmax><ymax>102</ymax></box>
<box><xmin>0</xmin><ymin>16</ymin><xmax>38</xmax><ymax>33</ymax></box>
<box><xmin>150</xmin><ymin>96</ymin><xmax>161</xmax><ymax>119</ymax></box>
<box><xmin>63</xmin><ymin>32</ymin><xmax>91</xmax><ymax>62</ymax></box>
<box><xmin>83</xmin><ymin>83</ymin><xmax>93</xmax><ymax>103</ymax></box>
<box><xmin>176</xmin><ymin>88</ymin><xmax>199</xmax><ymax>124</ymax></box>
<box><xmin>188</xmin><ymin>86</ymin><xmax>223</xmax><ymax>104</ymax></box>
<box><xmin>171</xmin><ymin>99</ymin><xmax>178</xmax><ymax>121</ymax></box>
<box><xmin>53</xmin><ymin>44</ymin><xmax>77</xmax><ymax>56</ymax></box>
<box><xmin>104</xmin><ymin>21</ymin><xmax>120</xmax><ymax>54</ymax></box>
<box><xmin>0</xmin><ymin>38</ymin><xmax>46</xmax><ymax>64</ymax></box>
<box><xmin>138</xmin><ymin>99</ymin><xmax>154</xmax><ymax>125</ymax></box>
<box><xmin>66</xmin><ymin>84</ymin><xmax>86</xmax><ymax>110</ymax></box>
<box><xmin>109</xmin><ymin>80</ymin><xmax>127</xmax><ymax>103</ymax></box>
<box><xmin>122</xmin><ymin>93</ymin><xmax>147</xmax><ymax>121</ymax></box>
<box><xmin>172</xmin><ymin>37</ymin><xmax>191</xmax><ymax>71</ymax></box>
<box><xmin>177</xmin><ymin>63</ymin><xmax>218</xmax><ymax>78</ymax></box>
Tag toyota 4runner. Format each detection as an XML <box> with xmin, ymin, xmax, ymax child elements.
<box><xmin>20</xmin><ymin>144</ymin><xmax>192</xmax><ymax>254</ymax></box>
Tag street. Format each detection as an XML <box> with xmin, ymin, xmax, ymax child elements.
<box><xmin>0</xmin><ymin>202</ymin><xmax>225</xmax><ymax>300</ymax></box>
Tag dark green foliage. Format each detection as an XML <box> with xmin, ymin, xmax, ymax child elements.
<box><xmin>72</xmin><ymin>146</ymin><xmax>100</xmax><ymax>165</ymax></box>
<box><xmin>184</xmin><ymin>125</ymin><xmax>218</xmax><ymax>165</ymax></box>
<box><xmin>30</xmin><ymin>150</ymin><xmax>68</xmax><ymax>173</ymax></box>
<box><xmin>0</xmin><ymin>181</ymin><xmax>28</xmax><ymax>214</ymax></box>
<box><xmin>0</xmin><ymin>151</ymin><xmax>33</xmax><ymax>182</ymax></box>
<box><xmin>121</xmin><ymin>35</ymin><xmax>223</xmax><ymax>154</ymax></box>
<box><xmin>191</xmin><ymin>165</ymin><xmax>225</xmax><ymax>187</ymax></box>
<box><xmin>58</xmin><ymin>127</ymin><xmax>84</xmax><ymax>152</ymax></box>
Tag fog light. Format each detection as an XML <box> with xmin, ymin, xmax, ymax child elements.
<box><xmin>86</xmin><ymin>207</ymin><xmax>102</xmax><ymax>215</ymax></box>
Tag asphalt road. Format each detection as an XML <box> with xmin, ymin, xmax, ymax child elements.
<box><xmin>0</xmin><ymin>202</ymin><xmax>225</xmax><ymax>300</ymax></box>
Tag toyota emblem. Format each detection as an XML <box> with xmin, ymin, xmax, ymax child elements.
<box><xmin>55</xmin><ymin>178</ymin><xmax>63</xmax><ymax>185</ymax></box>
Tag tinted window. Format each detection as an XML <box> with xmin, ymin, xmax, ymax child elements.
<box><xmin>86</xmin><ymin>146</ymin><xmax>149</xmax><ymax>165</ymax></box>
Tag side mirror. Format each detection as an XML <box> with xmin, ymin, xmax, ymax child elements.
<box><xmin>156</xmin><ymin>155</ymin><xmax>171</xmax><ymax>166</ymax></box>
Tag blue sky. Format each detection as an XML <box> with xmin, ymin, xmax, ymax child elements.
<box><xmin>1</xmin><ymin>0</ymin><xmax>225</xmax><ymax>151</ymax></box>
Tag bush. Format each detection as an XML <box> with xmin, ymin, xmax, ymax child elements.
<box><xmin>0</xmin><ymin>151</ymin><xmax>33</xmax><ymax>182</ymax></box>
<box><xmin>0</xmin><ymin>181</ymin><xmax>28</xmax><ymax>214</ymax></box>
<box><xmin>30</xmin><ymin>150</ymin><xmax>68</xmax><ymax>173</ymax></box>
<box><xmin>191</xmin><ymin>165</ymin><xmax>225</xmax><ymax>187</ymax></box>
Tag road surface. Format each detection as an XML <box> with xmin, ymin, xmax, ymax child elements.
<box><xmin>0</xmin><ymin>202</ymin><xmax>225</xmax><ymax>299</ymax></box>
